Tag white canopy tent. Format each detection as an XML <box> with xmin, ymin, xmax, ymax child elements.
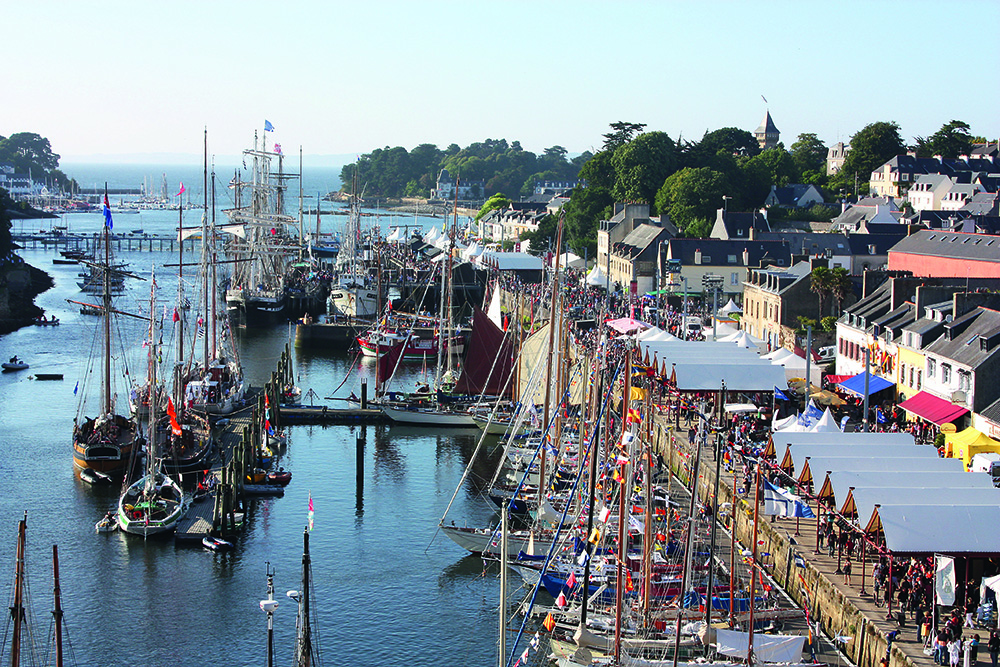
<box><xmin>423</xmin><ymin>226</ymin><xmax>441</xmax><ymax>243</ymax></box>
<box><xmin>825</xmin><ymin>471</ymin><xmax>995</xmax><ymax>509</ymax></box>
<box><xmin>558</xmin><ymin>252</ymin><xmax>585</xmax><ymax>269</ymax></box>
<box><xmin>670</xmin><ymin>361</ymin><xmax>787</xmax><ymax>392</ymax></box>
<box><xmin>849</xmin><ymin>488</ymin><xmax>1000</xmax><ymax>527</ymax></box>
<box><xmin>718</xmin><ymin>298</ymin><xmax>743</xmax><ymax>315</ymax></box>
<box><xmin>763</xmin><ymin>348</ymin><xmax>794</xmax><ymax>362</ymax></box>
<box><xmin>796</xmin><ymin>455</ymin><xmax>964</xmax><ymax>486</ymax></box>
<box><xmin>783</xmin><ymin>444</ymin><xmax>937</xmax><ymax>478</ymax></box>
<box><xmin>873</xmin><ymin>505</ymin><xmax>1000</xmax><ymax>554</ymax></box>
<box><xmin>637</xmin><ymin>326</ymin><xmax>667</xmax><ymax>341</ymax></box>
<box><xmin>771</xmin><ymin>431</ymin><xmax>915</xmax><ymax>448</ymax></box>
<box><xmin>585</xmin><ymin>264</ymin><xmax>608</xmax><ymax>287</ymax></box>
<box><xmin>808</xmin><ymin>408</ymin><xmax>841</xmax><ymax>433</ymax></box>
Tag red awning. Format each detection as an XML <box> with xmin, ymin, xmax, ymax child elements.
<box><xmin>824</xmin><ymin>374</ymin><xmax>853</xmax><ymax>385</ymax></box>
<box><xmin>897</xmin><ymin>391</ymin><xmax>969</xmax><ymax>425</ymax></box>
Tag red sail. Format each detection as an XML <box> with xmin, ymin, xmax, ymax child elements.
<box><xmin>377</xmin><ymin>338</ymin><xmax>407</xmax><ymax>387</ymax></box>
<box><xmin>454</xmin><ymin>306</ymin><xmax>515</xmax><ymax>397</ymax></box>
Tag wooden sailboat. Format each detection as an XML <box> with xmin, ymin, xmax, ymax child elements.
<box><xmin>328</xmin><ymin>170</ymin><xmax>378</xmax><ymax>319</ymax></box>
<box><xmin>117</xmin><ymin>275</ymin><xmax>189</xmax><ymax>537</ymax></box>
<box><xmin>72</xmin><ymin>186</ymin><xmax>139</xmax><ymax>475</ymax></box>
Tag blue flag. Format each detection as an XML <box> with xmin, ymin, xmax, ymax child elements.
<box><xmin>73</xmin><ymin>380</ymin><xmax>79</xmax><ymax>395</ymax></box>
<box><xmin>763</xmin><ymin>479</ymin><xmax>816</xmax><ymax>518</ymax></box>
<box><xmin>264</xmin><ymin>120</ymin><xmax>274</xmax><ymax>132</ymax></box>
<box><xmin>102</xmin><ymin>194</ymin><xmax>113</xmax><ymax>230</ymax></box>
<box><xmin>774</xmin><ymin>386</ymin><xmax>790</xmax><ymax>401</ymax></box>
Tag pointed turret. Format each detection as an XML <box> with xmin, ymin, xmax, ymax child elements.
<box><xmin>754</xmin><ymin>111</ymin><xmax>780</xmax><ymax>150</ymax></box>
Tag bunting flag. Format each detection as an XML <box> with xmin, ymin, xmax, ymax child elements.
<box><xmin>625</xmin><ymin>569</ymin><xmax>634</xmax><ymax>592</ymax></box>
<box><xmin>308</xmin><ymin>491</ymin><xmax>314</xmax><ymax>531</ymax></box>
<box><xmin>73</xmin><ymin>380</ymin><xmax>79</xmax><ymax>395</ymax></box>
<box><xmin>542</xmin><ymin>612</ymin><xmax>556</xmax><ymax>632</ymax></box>
<box><xmin>530</xmin><ymin>632</ymin><xmax>540</xmax><ymax>650</ymax></box>
<box><xmin>264</xmin><ymin>120</ymin><xmax>274</xmax><ymax>132</ymax></box>
<box><xmin>555</xmin><ymin>591</ymin><xmax>567</xmax><ymax>608</ymax></box>
<box><xmin>521</xmin><ymin>648</ymin><xmax>529</xmax><ymax>663</ymax></box>
<box><xmin>166</xmin><ymin>398</ymin><xmax>183</xmax><ymax>436</ymax></box>
<box><xmin>103</xmin><ymin>193</ymin><xmax>113</xmax><ymax>229</ymax></box>
<box><xmin>588</xmin><ymin>527</ymin><xmax>602</xmax><ymax>544</ymax></box>
<box><xmin>598</xmin><ymin>506</ymin><xmax>612</xmax><ymax>523</ymax></box>
<box><xmin>172</xmin><ymin>308</ymin><xmax>180</xmax><ymax>323</ymax></box>
<box><xmin>176</xmin><ymin>182</ymin><xmax>186</xmax><ymax>197</ymax></box>
<box><xmin>274</xmin><ymin>143</ymin><xmax>282</xmax><ymax>155</ymax></box>
<box><xmin>566</xmin><ymin>571</ymin><xmax>577</xmax><ymax>588</ymax></box>
<box><xmin>265</xmin><ymin>419</ymin><xmax>275</xmax><ymax>437</ymax></box>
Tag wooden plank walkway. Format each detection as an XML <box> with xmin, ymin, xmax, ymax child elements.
<box><xmin>173</xmin><ymin>410</ymin><xmax>254</xmax><ymax>544</ymax></box>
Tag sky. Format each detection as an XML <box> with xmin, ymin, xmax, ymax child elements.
<box><xmin>5</xmin><ymin>0</ymin><xmax>999</xmax><ymax>167</ymax></box>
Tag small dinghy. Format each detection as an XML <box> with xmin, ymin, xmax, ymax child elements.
<box><xmin>80</xmin><ymin>468</ymin><xmax>114</xmax><ymax>485</ymax></box>
<box><xmin>95</xmin><ymin>511</ymin><xmax>118</xmax><ymax>533</ymax></box>
<box><xmin>34</xmin><ymin>316</ymin><xmax>59</xmax><ymax>326</ymax></box>
<box><xmin>2</xmin><ymin>357</ymin><xmax>28</xmax><ymax>371</ymax></box>
<box><xmin>202</xmin><ymin>535</ymin><xmax>234</xmax><ymax>552</ymax></box>
<box><xmin>266</xmin><ymin>469</ymin><xmax>292</xmax><ymax>486</ymax></box>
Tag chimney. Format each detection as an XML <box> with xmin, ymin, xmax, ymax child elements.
<box><xmin>841</xmin><ymin>200</ymin><xmax>848</xmax><ymax>214</ymax></box>
<box><xmin>742</xmin><ymin>247</ymin><xmax>750</xmax><ymax>266</ymax></box>
<box><xmin>694</xmin><ymin>248</ymin><xmax>702</xmax><ymax>265</ymax></box>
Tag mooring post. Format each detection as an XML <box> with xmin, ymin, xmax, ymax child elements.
<box><xmin>361</xmin><ymin>379</ymin><xmax>368</xmax><ymax>409</ymax></box>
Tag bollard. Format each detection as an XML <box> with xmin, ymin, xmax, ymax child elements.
<box><xmin>361</xmin><ymin>379</ymin><xmax>368</xmax><ymax>409</ymax></box>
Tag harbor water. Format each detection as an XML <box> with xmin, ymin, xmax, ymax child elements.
<box><xmin>0</xmin><ymin>235</ymin><xmax>506</xmax><ymax>665</ymax></box>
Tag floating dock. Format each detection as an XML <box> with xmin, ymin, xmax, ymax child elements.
<box><xmin>280</xmin><ymin>405</ymin><xmax>386</xmax><ymax>424</ymax></box>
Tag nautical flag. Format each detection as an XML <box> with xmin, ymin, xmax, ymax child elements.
<box><xmin>598</xmin><ymin>506</ymin><xmax>611</xmax><ymax>523</ymax></box>
<box><xmin>73</xmin><ymin>380</ymin><xmax>79</xmax><ymax>395</ymax></box>
<box><xmin>308</xmin><ymin>491</ymin><xmax>314</xmax><ymax>531</ymax></box>
<box><xmin>542</xmin><ymin>612</ymin><xmax>555</xmax><ymax>632</ymax></box>
<box><xmin>103</xmin><ymin>193</ymin><xmax>113</xmax><ymax>229</ymax></box>
<box><xmin>196</xmin><ymin>325</ymin><xmax>204</xmax><ymax>340</ymax></box>
<box><xmin>566</xmin><ymin>571</ymin><xmax>577</xmax><ymax>588</ymax></box>
<box><xmin>555</xmin><ymin>591</ymin><xmax>567</xmax><ymax>608</ymax></box>
<box><xmin>274</xmin><ymin>143</ymin><xmax>282</xmax><ymax>155</ymax></box>
<box><xmin>576</xmin><ymin>550</ymin><xmax>589</xmax><ymax>566</ymax></box>
<box><xmin>265</xmin><ymin>419</ymin><xmax>275</xmax><ymax>437</ymax></box>
<box><xmin>172</xmin><ymin>308</ymin><xmax>180</xmax><ymax>322</ymax></box>
<box><xmin>264</xmin><ymin>120</ymin><xmax>274</xmax><ymax>132</ymax></box>
<box><xmin>625</xmin><ymin>570</ymin><xmax>634</xmax><ymax>592</ymax></box>
<box><xmin>530</xmin><ymin>632</ymin><xmax>540</xmax><ymax>650</ymax></box>
<box><xmin>176</xmin><ymin>183</ymin><xmax>186</xmax><ymax>197</ymax></box>
<box><xmin>588</xmin><ymin>527</ymin><xmax>602</xmax><ymax>544</ymax></box>
<box><xmin>762</xmin><ymin>479</ymin><xmax>815</xmax><ymax>518</ymax></box>
<box><xmin>166</xmin><ymin>398</ymin><xmax>183</xmax><ymax>436</ymax></box>
<box><xmin>521</xmin><ymin>648</ymin><xmax>529</xmax><ymax>663</ymax></box>
<box><xmin>615</xmin><ymin>454</ymin><xmax>630</xmax><ymax>465</ymax></box>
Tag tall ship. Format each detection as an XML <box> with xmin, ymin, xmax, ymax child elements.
<box><xmin>328</xmin><ymin>173</ymin><xmax>379</xmax><ymax>319</ymax></box>
<box><xmin>224</xmin><ymin>127</ymin><xmax>299</xmax><ymax>326</ymax></box>
<box><xmin>72</xmin><ymin>194</ymin><xmax>139</xmax><ymax>475</ymax></box>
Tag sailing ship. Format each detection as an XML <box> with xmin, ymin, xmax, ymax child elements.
<box><xmin>328</xmin><ymin>171</ymin><xmax>379</xmax><ymax>319</ymax></box>
<box><xmin>117</xmin><ymin>276</ymin><xmax>188</xmax><ymax>536</ymax></box>
<box><xmin>356</xmin><ymin>325</ymin><xmax>465</xmax><ymax>359</ymax></box>
<box><xmin>224</xmin><ymin>126</ymin><xmax>300</xmax><ymax>326</ymax></box>
<box><xmin>72</xmin><ymin>193</ymin><xmax>139</xmax><ymax>475</ymax></box>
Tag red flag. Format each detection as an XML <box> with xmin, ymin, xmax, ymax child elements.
<box><xmin>166</xmin><ymin>398</ymin><xmax>182</xmax><ymax>436</ymax></box>
<box><xmin>172</xmin><ymin>308</ymin><xmax>180</xmax><ymax>322</ymax></box>
<box><xmin>555</xmin><ymin>591</ymin><xmax>567</xmax><ymax>608</ymax></box>
<box><xmin>626</xmin><ymin>570</ymin><xmax>634</xmax><ymax>592</ymax></box>
<box><xmin>176</xmin><ymin>182</ymin><xmax>186</xmax><ymax>197</ymax></box>
<box><xmin>567</xmin><ymin>571</ymin><xmax>577</xmax><ymax>588</ymax></box>
<box><xmin>542</xmin><ymin>612</ymin><xmax>555</xmax><ymax>632</ymax></box>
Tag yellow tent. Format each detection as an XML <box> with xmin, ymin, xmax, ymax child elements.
<box><xmin>945</xmin><ymin>427</ymin><xmax>1000</xmax><ymax>468</ymax></box>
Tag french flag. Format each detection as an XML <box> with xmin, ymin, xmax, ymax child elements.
<box><xmin>103</xmin><ymin>193</ymin><xmax>113</xmax><ymax>230</ymax></box>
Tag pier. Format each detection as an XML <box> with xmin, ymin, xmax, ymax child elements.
<box><xmin>13</xmin><ymin>233</ymin><xmax>201</xmax><ymax>254</ymax></box>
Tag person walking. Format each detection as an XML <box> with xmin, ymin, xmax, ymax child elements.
<box><xmin>951</xmin><ymin>637</ymin><xmax>964</xmax><ymax>667</ymax></box>
<box><xmin>844</xmin><ymin>559</ymin><xmax>853</xmax><ymax>586</ymax></box>
<box><xmin>971</xmin><ymin>634</ymin><xmax>980</xmax><ymax>666</ymax></box>
<box><xmin>987</xmin><ymin>630</ymin><xmax>999</xmax><ymax>667</ymax></box>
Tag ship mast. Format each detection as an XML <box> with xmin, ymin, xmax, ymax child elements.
<box><xmin>10</xmin><ymin>512</ymin><xmax>27</xmax><ymax>667</ymax></box>
<box><xmin>102</xmin><ymin>184</ymin><xmax>112</xmax><ymax>414</ymax></box>
<box><xmin>202</xmin><ymin>128</ymin><xmax>210</xmax><ymax>365</ymax></box>
<box><xmin>52</xmin><ymin>544</ymin><xmax>65</xmax><ymax>667</ymax></box>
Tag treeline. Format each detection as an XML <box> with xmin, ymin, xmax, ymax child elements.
<box><xmin>339</xmin><ymin>139</ymin><xmax>591</xmax><ymax>200</ymax></box>
<box><xmin>541</xmin><ymin>118</ymin><xmax>982</xmax><ymax>256</ymax></box>
<box><xmin>0</xmin><ymin>132</ymin><xmax>76</xmax><ymax>192</ymax></box>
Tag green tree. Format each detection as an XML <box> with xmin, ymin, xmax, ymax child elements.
<box><xmin>821</xmin><ymin>316</ymin><xmax>838</xmax><ymax>332</ymax></box>
<box><xmin>654</xmin><ymin>167</ymin><xmax>729</xmax><ymax>236</ymax></box>
<box><xmin>685</xmin><ymin>127</ymin><xmax>760</xmax><ymax>167</ymax></box>
<box><xmin>836</xmin><ymin>121</ymin><xmax>905</xmax><ymax>193</ymax></box>
<box><xmin>741</xmin><ymin>148</ymin><xmax>798</xmax><ymax>205</ymax></box>
<box><xmin>828</xmin><ymin>266</ymin><xmax>853</xmax><ymax>313</ymax></box>
<box><xmin>0</xmin><ymin>132</ymin><xmax>60</xmax><ymax>172</ymax></box>
<box><xmin>915</xmin><ymin>120</ymin><xmax>974</xmax><ymax>158</ymax></box>
<box><xmin>602</xmin><ymin>121</ymin><xmax>646</xmax><ymax>151</ymax></box>
<box><xmin>475</xmin><ymin>193</ymin><xmax>511</xmax><ymax>222</ymax></box>
<box><xmin>578</xmin><ymin>150</ymin><xmax>616</xmax><ymax>190</ymax></box>
<box><xmin>563</xmin><ymin>184</ymin><xmax>613</xmax><ymax>257</ymax></box>
<box><xmin>809</xmin><ymin>266</ymin><xmax>832</xmax><ymax>319</ymax></box>
<box><xmin>611</xmin><ymin>131</ymin><xmax>678</xmax><ymax>209</ymax></box>
<box><xmin>520</xmin><ymin>213</ymin><xmax>559</xmax><ymax>255</ymax></box>
<box><xmin>789</xmin><ymin>133</ymin><xmax>827</xmax><ymax>179</ymax></box>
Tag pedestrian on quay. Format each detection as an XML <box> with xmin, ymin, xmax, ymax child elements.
<box><xmin>971</xmin><ymin>634</ymin><xmax>980</xmax><ymax>666</ymax></box>
<box><xmin>987</xmin><ymin>630</ymin><xmax>999</xmax><ymax>667</ymax></box>
<box><xmin>951</xmin><ymin>638</ymin><xmax>964</xmax><ymax>667</ymax></box>
<box><xmin>843</xmin><ymin>559</ymin><xmax>852</xmax><ymax>585</ymax></box>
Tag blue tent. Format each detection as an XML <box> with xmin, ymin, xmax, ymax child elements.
<box><xmin>837</xmin><ymin>371</ymin><xmax>893</xmax><ymax>397</ymax></box>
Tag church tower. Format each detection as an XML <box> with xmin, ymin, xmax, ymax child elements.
<box><xmin>754</xmin><ymin>111</ymin><xmax>780</xmax><ymax>150</ymax></box>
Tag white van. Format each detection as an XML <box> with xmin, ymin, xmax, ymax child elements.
<box><xmin>970</xmin><ymin>452</ymin><xmax>1000</xmax><ymax>486</ymax></box>
<box><xmin>684</xmin><ymin>316</ymin><xmax>703</xmax><ymax>339</ymax></box>
<box><xmin>817</xmin><ymin>345</ymin><xmax>836</xmax><ymax>362</ymax></box>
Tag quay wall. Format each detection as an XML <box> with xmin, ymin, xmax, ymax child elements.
<box><xmin>651</xmin><ymin>418</ymin><xmax>909</xmax><ymax>667</ymax></box>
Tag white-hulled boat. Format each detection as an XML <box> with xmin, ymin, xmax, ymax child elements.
<box><xmin>381</xmin><ymin>403</ymin><xmax>477</xmax><ymax>427</ymax></box>
<box><xmin>116</xmin><ymin>273</ymin><xmax>188</xmax><ymax>537</ymax></box>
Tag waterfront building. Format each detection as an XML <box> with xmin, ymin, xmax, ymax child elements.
<box><xmin>888</xmin><ymin>229</ymin><xmax>1000</xmax><ymax>278</ymax></box>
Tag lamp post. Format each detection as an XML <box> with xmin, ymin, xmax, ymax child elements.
<box><xmin>259</xmin><ymin>562</ymin><xmax>278</xmax><ymax>667</ymax></box>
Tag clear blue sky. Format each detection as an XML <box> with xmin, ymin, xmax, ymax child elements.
<box><xmin>7</xmin><ymin>0</ymin><xmax>999</xmax><ymax>165</ymax></box>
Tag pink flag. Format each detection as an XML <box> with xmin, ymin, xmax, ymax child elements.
<box><xmin>555</xmin><ymin>591</ymin><xmax>567</xmax><ymax>608</ymax></box>
<box><xmin>176</xmin><ymin>182</ymin><xmax>186</xmax><ymax>197</ymax></box>
<box><xmin>308</xmin><ymin>492</ymin><xmax>314</xmax><ymax>531</ymax></box>
<box><xmin>567</xmin><ymin>571</ymin><xmax>577</xmax><ymax>588</ymax></box>
<box><xmin>599</xmin><ymin>506</ymin><xmax>612</xmax><ymax>523</ymax></box>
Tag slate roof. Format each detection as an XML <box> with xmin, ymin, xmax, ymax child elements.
<box><xmin>666</xmin><ymin>238</ymin><xmax>791</xmax><ymax>268</ymax></box>
<box><xmin>767</xmin><ymin>184</ymin><xmax>821</xmax><ymax>208</ymax></box>
<box><xmin>757</xmin><ymin>231</ymin><xmax>851</xmax><ymax>256</ymax></box>
<box><xmin>846</xmin><ymin>232</ymin><xmax>907</xmax><ymax>255</ymax></box>
<box><xmin>876</xmin><ymin>154</ymin><xmax>1000</xmax><ymax>177</ymax></box>
<box><xmin>612</xmin><ymin>224</ymin><xmax>671</xmax><ymax>259</ymax></box>
<box><xmin>925</xmin><ymin>307</ymin><xmax>1000</xmax><ymax>367</ymax></box>
<box><xmin>889</xmin><ymin>230</ymin><xmax>1000</xmax><ymax>263</ymax></box>
<box><xmin>712</xmin><ymin>210</ymin><xmax>771</xmax><ymax>240</ymax></box>
<box><xmin>755</xmin><ymin>111</ymin><xmax>779</xmax><ymax>135</ymax></box>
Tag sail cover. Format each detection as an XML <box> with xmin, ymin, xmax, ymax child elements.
<box><xmin>715</xmin><ymin>629</ymin><xmax>806</xmax><ymax>663</ymax></box>
<box><xmin>454</xmin><ymin>307</ymin><xmax>515</xmax><ymax>397</ymax></box>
